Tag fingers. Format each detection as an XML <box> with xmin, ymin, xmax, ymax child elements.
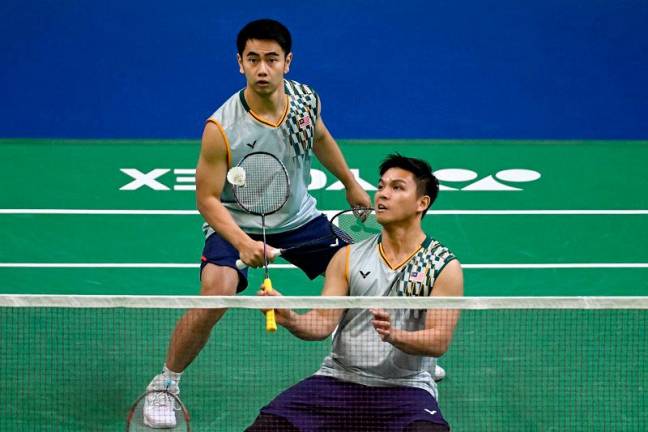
<box><xmin>257</xmin><ymin>286</ymin><xmax>282</xmax><ymax>297</ymax></box>
<box><xmin>239</xmin><ymin>242</ymin><xmax>265</xmax><ymax>268</ymax></box>
<box><xmin>256</xmin><ymin>286</ymin><xmax>288</xmax><ymax>324</ymax></box>
<box><xmin>240</xmin><ymin>241</ymin><xmax>277</xmax><ymax>268</ymax></box>
<box><xmin>265</xmin><ymin>246</ymin><xmax>280</xmax><ymax>262</ymax></box>
<box><xmin>370</xmin><ymin>308</ymin><xmax>392</xmax><ymax>342</ymax></box>
<box><xmin>353</xmin><ymin>206</ymin><xmax>370</xmax><ymax>222</ymax></box>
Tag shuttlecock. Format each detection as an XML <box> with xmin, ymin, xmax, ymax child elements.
<box><xmin>227</xmin><ymin>167</ymin><xmax>246</xmax><ymax>186</ymax></box>
<box><xmin>433</xmin><ymin>364</ymin><xmax>446</xmax><ymax>382</ymax></box>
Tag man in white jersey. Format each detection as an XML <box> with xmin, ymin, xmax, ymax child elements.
<box><xmin>142</xmin><ymin>19</ymin><xmax>371</xmax><ymax>428</ymax></box>
<box><xmin>246</xmin><ymin>154</ymin><xmax>463</xmax><ymax>431</ymax></box>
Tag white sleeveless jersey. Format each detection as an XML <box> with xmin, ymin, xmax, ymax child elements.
<box><xmin>203</xmin><ymin>80</ymin><xmax>321</xmax><ymax>236</ymax></box>
<box><xmin>316</xmin><ymin>235</ymin><xmax>456</xmax><ymax>398</ymax></box>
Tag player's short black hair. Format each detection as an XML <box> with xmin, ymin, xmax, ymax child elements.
<box><xmin>379</xmin><ymin>154</ymin><xmax>440</xmax><ymax>218</ymax></box>
<box><xmin>237</xmin><ymin>19</ymin><xmax>292</xmax><ymax>56</ymax></box>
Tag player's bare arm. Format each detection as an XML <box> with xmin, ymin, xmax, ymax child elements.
<box><xmin>196</xmin><ymin>121</ymin><xmax>269</xmax><ymax>268</ymax></box>
<box><xmin>371</xmin><ymin>259</ymin><xmax>464</xmax><ymax>356</ymax></box>
<box><xmin>313</xmin><ymin>112</ymin><xmax>371</xmax><ymax>209</ymax></box>
<box><xmin>258</xmin><ymin>247</ymin><xmax>349</xmax><ymax>340</ymax></box>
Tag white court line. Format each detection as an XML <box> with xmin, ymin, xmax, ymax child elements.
<box><xmin>0</xmin><ymin>209</ymin><xmax>198</xmax><ymax>215</ymax></box>
<box><xmin>1</xmin><ymin>209</ymin><xmax>648</xmax><ymax>215</ymax></box>
<box><xmin>1</xmin><ymin>263</ymin><xmax>647</xmax><ymax>269</ymax></box>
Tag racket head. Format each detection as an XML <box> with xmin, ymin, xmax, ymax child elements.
<box><xmin>276</xmin><ymin>208</ymin><xmax>379</xmax><ymax>262</ymax></box>
<box><xmin>126</xmin><ymin>390</ymin><xmax>190</xmax><ymax>432</ymax></box>
<box><xmin>232</xmin><ymin>152</ymin><xmax>290</xmax><ymax>216</ymax></box>
<box><xmin>330</xmin><ymin>207</ymin><xmax>381</xmax><ymax>243</ymax></box>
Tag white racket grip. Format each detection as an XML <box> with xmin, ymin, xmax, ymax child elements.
<box><xmin>235</xmin><ymin>248</ymin><xmax>282</xmax><ymax>270</ymax></box>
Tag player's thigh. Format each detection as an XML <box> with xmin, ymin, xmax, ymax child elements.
<box><xmin>200</xmin><ymin>263</ymin><xmax>239</xmax><ymax>296</ymax></box>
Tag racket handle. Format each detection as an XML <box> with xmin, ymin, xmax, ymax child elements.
<box><xmin>235</xmin><ymin>249</ymin><xmax>282</xmax><ymax>270</ymax></box>
<box><xmin>263</xmin><ymin>278</ymin><xmax>277</xmax><ymax>333</ymax></box>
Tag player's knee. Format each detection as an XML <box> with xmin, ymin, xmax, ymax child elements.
<box><xmin>185</xmin><ymin>307</ymin><xmax>224</xmax><ymax>330</ymax></box>
<box><xmin>200</xmin><ymin>264</ymin><xmax>239</xmax><ymax>296</ymax></box>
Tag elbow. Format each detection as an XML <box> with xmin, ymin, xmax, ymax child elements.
<box><xmin>196</xmin><ymin>195</ymin><xmax>217</xmax><ymax>217</ymax></box>
<box><xmin>297</xmin><ymin>328</ymin><xmax>335</xmax><ymax>342</ymax></box>
<box><xmin>196</xmin><ymin>195</ymin><xmax>207</xmax><ymax>214</ymax></box>
<box><xmin>197</xmin><ymin>203</ymin><xmax>208</xmax><ymax>218</ymax></box>
<box><xmin>295</xmin><ymin>332</ymin><xmax>330</xmax><ymax>342</ymax></box>
<box><xmin>427</xmin><ymin>338</ymin><xmax>451</xmax><ymax>358</ymax></box>
<box><xmin>428</xmin><ymin>346</ymin><xmax>448</xmax><ymax>358</ymax></box>
<box><xmin>307</xmin><ymin>328</ymin><xmax>335</xmax><ymax>341</ymax></box>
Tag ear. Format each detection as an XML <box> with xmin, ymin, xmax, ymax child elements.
<box><xmin>417</xmin><ymin>195</ymin><xmax>431</xmax><ymax>214</ymax></box>
<box><xmin>284</xmin><ymin>52</ymin><xmax>293</xmax><ymax>74</ymax></box>
<box><xmin>237</xmin><ymin>53</ymin><xmax>244</xmax><ymax>75</ymax></box>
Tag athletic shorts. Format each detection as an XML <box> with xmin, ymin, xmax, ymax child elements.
<box><xmin>200</xmin><ymin>214</ymin><xmax>348</xmax><ymax>292</ymax></box>
<box><xmin>257</xmin><ymin>375</ymin><xmax>449</xmax><ymax>431</ymax></box>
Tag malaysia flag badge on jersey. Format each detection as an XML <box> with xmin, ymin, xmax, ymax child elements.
<box><xmin>409</xmin><ymin>271</ymin><xmax>426</xmax><ymax>283</ymax></box>
<box><xmin>298</xmin><ymin>115</ymin><xmax>312</xmax><ymax>129</ymax></box>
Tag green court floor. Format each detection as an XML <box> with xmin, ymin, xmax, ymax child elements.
<box><xmin>1</xmin><ymin>140</ymin><xmax>647</xmax><ymax>430</ymax></box>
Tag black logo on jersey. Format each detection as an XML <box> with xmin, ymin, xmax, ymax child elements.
<box><xmin>359</xmin><ymin>271</ymin><xmax>371</xmax><ymax>279</ymax></box>
<box><xmin>246</xmin><ymin>140</ymin><xmax>257</xmax><ymax>149</ymax></box>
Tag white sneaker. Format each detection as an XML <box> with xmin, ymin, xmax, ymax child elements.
<box><xmin>143</xmin><ymin>375</ymin><xmax>179</xmax><ymax>428</ymax></box>
<box><xmin>433</xmin><ymin>364</ymin><xmax>446</xmax><ymax>382</ymax></box>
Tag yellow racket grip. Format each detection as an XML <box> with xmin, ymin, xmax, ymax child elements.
<box><xmin>263</xmin><ymin>278</ymin><xmax>277</xmax><ymax>333</ymax></box>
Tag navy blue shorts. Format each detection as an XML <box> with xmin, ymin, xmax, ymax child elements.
<box><xmin>200</xmin><ymin>214</ymin><xmax>348</xmax><ymax>292</ymax></box>
<box><xmin>257</xmin><ymin>375</ymin><xmax>449</xmax><ymax>431</ymax></box>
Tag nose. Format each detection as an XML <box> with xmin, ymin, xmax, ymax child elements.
<box><xmin>375</xmin><ymin>188</ymin><xmax>389</xmax><ymax>201</ymax></box>
<box><xmin>257</xmin><ymin>61</ymin><xmax>269</xmax><ymax>76</ymax></box>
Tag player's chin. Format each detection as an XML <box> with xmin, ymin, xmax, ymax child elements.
<box><xmin>253</xmin><ymin>82</ymin><xmax>277</xmax><ymax>94</ymax></box>
<box><xmin>375</xmin><ymin>211</ymin><xmax>393</xmax><ymax>225</ymax></box>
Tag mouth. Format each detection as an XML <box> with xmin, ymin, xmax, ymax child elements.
<box><xmin>256</xmin><ymin>80</ymin><xmax>270</xmax><ymax>86</ymax></box>
<box><xmin>376</xmin><ymin>203</ymin><xmax>388</xmax><ymax>212</ymax></box>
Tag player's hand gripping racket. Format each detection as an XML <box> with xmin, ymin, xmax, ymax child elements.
<box><xmin>235</xmin><ymin>207</ymin><xmax>379</xmax><ymax>269</ymax></box>
<box><xmin>230</xmin><ymin>152</ymin><xmax>290</xmax><ymax>332</ymax></box>
<box><xmin>126</xmin><ymin>390</ymin><xmax>190</xmax><ymax>431</ymax></box>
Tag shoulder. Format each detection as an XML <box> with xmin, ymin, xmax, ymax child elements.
<box><xmin>284</xmin><ymin>79</ymin><xmax>318</xmax><ymax>98</ymax></box>
<box><xmin>207</xmin><ymin>90</ymin><xmax>246</xmax><ymax>126</ymax></box>
<box><xmin>422</xmin><ymin>238</ymin><xmax>458</xmax><ymax>279</ymax></box>
<box><xmin>285</xmin><ymin>80</ymin><xmax>320</xmax><ymax>116</ymax></box>
<box><xmin>425</xmin><ymin>238</ymin><xmax>456</xmax><ymax>261</ymax></box>
<box><xmin>347</xmin><ymin>235</ymin><xmax>380</xmax><ymax>277</ymax></box>
<box><xmin>349</xmin><ymin>234</ymin><xmax>381</xmax><ymax>254</ymax></box>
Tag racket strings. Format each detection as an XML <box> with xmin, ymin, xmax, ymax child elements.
<box><xmin>333</xmin><ymin>209</ymin><xmax>381</xmax><ymax>243</ymax></box>
<box><xmin>234</xmin><ymin>155</ymin><xmax>289</xmax><ymax>215</ymax></box>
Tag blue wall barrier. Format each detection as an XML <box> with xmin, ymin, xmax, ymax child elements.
<box><xmin>2</xmin><ymin>0</ymin><xmax>647</xmax><ymax>139</ymax></box>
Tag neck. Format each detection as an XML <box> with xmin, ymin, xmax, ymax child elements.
<box><xmin>380</xmin><ymin>218</ymin><xmax>426</xmax><ymax>258</ymax></box>
<box><xmin>244</xmin><ymin>85</ymin><xmax>286</xmax><ymax>116</ymax></box>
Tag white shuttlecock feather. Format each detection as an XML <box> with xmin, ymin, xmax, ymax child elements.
<box><xmin>227</xmin><ymin>166</ymin><xmax>246</xmax><ymax>186</ymax></box>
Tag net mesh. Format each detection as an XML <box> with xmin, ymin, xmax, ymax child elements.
<box><xmin>1</xmin><ymin>295</ymin><xmax>647</xmax><ymax>431</ymax></box>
